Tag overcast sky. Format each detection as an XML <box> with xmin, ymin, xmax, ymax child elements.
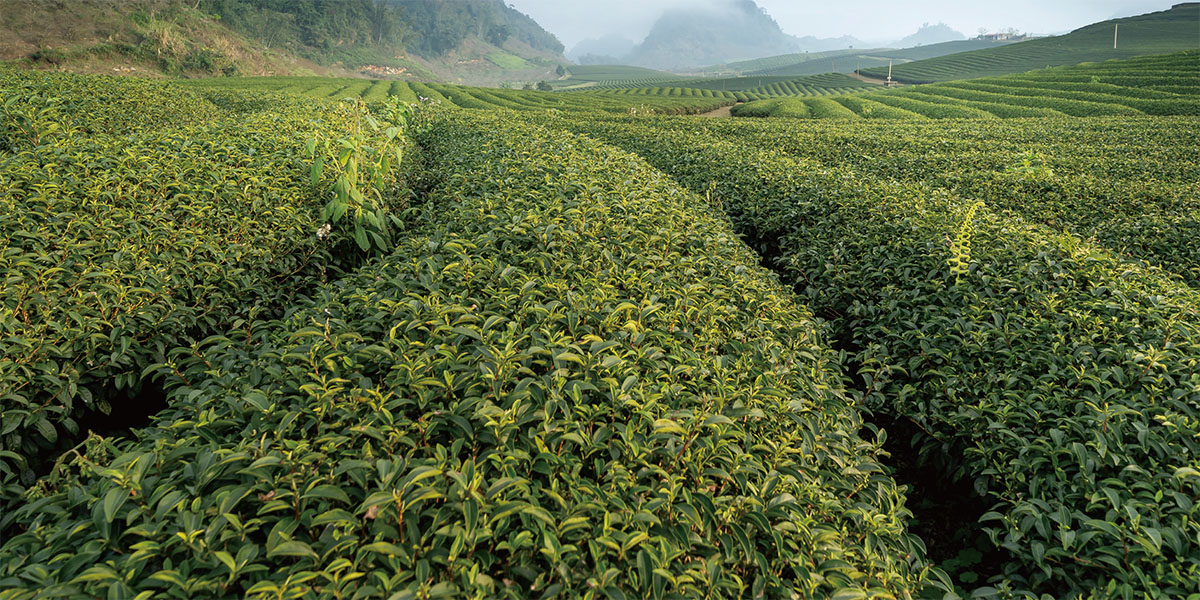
<box><xmin>506</xmin><ymin>0</ymin><xmax>1180</xmax><ymax>49</ymax></box>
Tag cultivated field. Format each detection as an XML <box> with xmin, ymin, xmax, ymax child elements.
<box><xmin>860</xmin><ymin>3</ymin><xmax>1199</xmax><ymax>83</ymax></box>
<box><xmin>1</xmin><ymin>39</ymin><xmax>1198</xmax><ymax>600</ymax></box>
<box><xmin>733</xmin><ymin>51</ymin><xmax>1200</xmax><ymax>119</ymax></box>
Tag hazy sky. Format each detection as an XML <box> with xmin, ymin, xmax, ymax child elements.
<box><xmin>506</xmin><ymin>0</ymin><xmax>1180</xmax><ymax>49</ymax></box>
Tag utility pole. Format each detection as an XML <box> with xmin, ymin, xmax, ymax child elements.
<box><xmin>1114</xmin><ymin>23</ymin><xmax>1119</xmax><ymax>49</ymax></box>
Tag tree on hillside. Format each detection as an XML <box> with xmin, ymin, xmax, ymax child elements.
<box><xmin>200</xmin><ymin>0</ymin><xmax>408</xmax><ymax>54</ymax></box>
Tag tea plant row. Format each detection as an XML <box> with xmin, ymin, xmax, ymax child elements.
<box><xmin>0</xmin><ymin>109</ymin><xmax>938</xmax><ymax>598</ymax></box>
<box><xmin>656</xmin><ymin>114</ymin><xmax>1200</xmax><ymax>286</ymax></box>
<box><xmin>184</xmin><ymin>77</ymin><xmax>732</xmax><ymax>115</ymax></box>
<box><xmin>859</xmin><ymin>3</ymin><xmax>1199</xmax><ymax>83</ymax></box>
<box><xmin>0</xmin><ymin>72</ymin><xmax>410</xmax><ymax>510</ymax></box>
<box><xmin>734</xmin><ymin>51</ymin><xmax>1199</xmax><ymax>120</ymax></box>
<box><xmin>588</xmin><ymin>73</ymin><xmax>873</xmax><ymax>101</ymax></box>
<box><xmin>556</xmin><ymin>113</ymin><xmax>1200</xmax><ymax>597</ymax></box>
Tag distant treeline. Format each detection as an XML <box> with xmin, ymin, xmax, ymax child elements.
<box><xmin>199</xmin><ymin>0</ymin><xmax>562</xmax><ymax>60</ymax></box>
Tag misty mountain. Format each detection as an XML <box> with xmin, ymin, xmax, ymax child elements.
<box><xmin>891</xmin><ymin>22</ymin><xmax>966</xmax><ymax>47</ymax></box>
<box><xmin>568</xmin><ymin>34</ymin><xmax>636</xmax><ymax>62</ymax></box>
<box><xmin>625</xmin><ymin>0</ymin><xmax>803</xmax><ymax>70</ymax></box>
<box><xmin>391</xmin><ymin>0</ymin><xmax>564</xmax><ymax>57</ymax></box>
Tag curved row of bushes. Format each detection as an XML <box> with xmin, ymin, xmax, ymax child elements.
<box><xmin>185</xmin><ymin>78</ymin><xmax>733</xmax><ymax>116</ymax></box>
<box><xmin>0</xmin><ymin>109</ymin><xmax>935</xmax><ymax>598</ymax></box>
<box><xmin>0</xmin><ymin>72</ymin><xmax>408</xmax><ymax>507</ymax></box>
<box><xmin>734</xmin><ymin>51</ymin><xmax>1197</xmax><ymax>121</ymax></box>
<box><xmin>559</xmin><ymin>115</ymin><xmax>1200</xmax><ymax>598</ymax></box>
<box><xmin>681</xmin><ymin>116</ymin><xmax>1200</xmax><ymax>286</ymax></box>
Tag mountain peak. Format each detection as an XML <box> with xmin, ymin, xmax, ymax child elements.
<box><xmin>625</xmin><ymin>0</ymin><xmax>800</xmax><ymax>70</ymax></box>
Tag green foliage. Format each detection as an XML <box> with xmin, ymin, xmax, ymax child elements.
<box><xmin>0</xmin><ymin>110</ymin><xmax>932</xmax><ymax>599</ymax></box>
<box><xmin>729</xmin><ymin>41</ymin><xmax>1016</xmax><ymax>78</ymax></box>
<box><xmin>739</xmin><ymin>52</ymin><xmax>1199</xmax><ymax>120</ymax></box>
<box><xmin>0</xmin><ymin>87</ymin><xmax>72</xmax><ymax>150</ymax></box>
<box><xmin>945</xmin><ymin>201</ymin><xmax>984</xmax><ymax>283</ymax></box>
<box><xmin>0</xmin><ymin>71</ymin><xmax>412</xmax><ymax>508</ymax></box>
<box><xmin>860</xmin><ymin>3</ymin><xmax>1200</xmax><ymax>83</ymax></box>
<box><xmin>2</xmin><ymin>40</ymin><xmax>1198</xmax><ymax>600</ymax></box>
<box><xmin>307</xmin><ymin>97</ymin><xmax>411</xmax><ymax>253</ymax></box>
<box><xmin>199</xmin><ymin>0</ymin><xmax>409</xmax><ymax>66</ymax></box>
<box><xmin>559</xmin><ymin>112</ymin><xmax>1200</xmax><ymax>597</ymax></box>
<box><xmin>486</xmin><ymin>51</ymin><xmax>529</xmax><ymax>70</ymax></box>
<box><xmin>183</xmin><ymin>76</ymin><xmax>734</xmax><ymax>115</ymax></box>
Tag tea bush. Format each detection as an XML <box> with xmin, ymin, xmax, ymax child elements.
<box><xmin>0</xmin><ymin>111</ymin><xmax>934</xmax><ymax>598</ymax></box>
<box><xmin>0</xmin><ymin>73</ymin><xmax>412</xmax><ymax>508</ymax></box>
<box><xmin>561</xmin><ymin>116</ymin><xmax>1200</xmax><ymax>597</ymax></box>
<box><xmin>184</xmin><ymin>78</ymin><xmax>733</xmax><ymax>116</ymax></box>
<box><xmin>641</xmin><ymin>116</ymin><xmax>1200</xmax><ymax>286</ymax></box>
<box><xmin>1</xmin><ymin>72</ymin><xmax>223</xmax><ymax>149</ymax></box>
<box><xmin>736</xmin><ymin>52</ymin><xmax>1198</xmax><ymax>121</ymax></box>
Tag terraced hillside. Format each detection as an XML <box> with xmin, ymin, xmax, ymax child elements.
<box><xmin>187</xmin><ymin>70</ymin><xmax>874</xmax><ymax>112</ymax></box>
<box><xmin>591</xmin><ymin>73</ymin><xmax>874</xmax><ymax>102</ymax></box>
<box><xmin>552</xmin><ymin>64</ymin><xmax>686</xmax><ymax>90</ymax></box>
<box><xmin>182</xmin><ymin>76</ymin><xmax>731</xmax><ymax>114</ymax></box>
<box><xmin>698</xmin><ymin>49</ymin><xmax>866</xmax><ymax>76</ymax></box>
<box><xmin>744</xmin><ymin>40</ymin><xmax>1019</xmax><ymax>77</ymax></box>
<box><xmin>603</xmin><ymin>72</ymin><xmax>869</xmax><ymax>94</ymax></box>
<box><xmin>861</xmin><ymin>2</ymin><xmax>1200</xmax><ymax>83</ymax></box>
<box><xmin>734</xmin><ymin>51</ymin><xmax>1199</xmax><ymax>119</ymax></box>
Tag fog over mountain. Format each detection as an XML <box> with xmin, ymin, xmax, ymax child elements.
<box><xmin>508</xmin><ymin>0</ymin><xmax>1178</xmax><ymax>51</ymax></box>
<box><xmin>624</xmin><ymin>0</ymin><xmax>804</xmax><ymax>69</ymax></box>
<box><xmin>893</xmin><ymin>23</ymin><xmax>966</xmax><ymax>47</ymax></box>
<box><xmin>567</xmin><ymin>34</ymin><xmax>637</xmax><ymax>63</ymax></box>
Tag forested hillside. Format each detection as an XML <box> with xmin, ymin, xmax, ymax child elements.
<box><xmin>0</xmin><ymin>0</ymin><xmax>567</xmax><ymax>84</ymax></box>
<box><xmin>391</xmin><ymin>0</ymin><xmax>564</xmax><ymax>58</ymax></box>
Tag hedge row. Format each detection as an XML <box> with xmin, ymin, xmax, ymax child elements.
<box><xmin>0</xmin><ymin>72</ymin><xmax>408</xmax><ymax>507</ymax></box>
<box><xmin>0</xmin><ymin>110</ymin><xmax>934</xmax><ymax>598</ymax></box>
<box><xmin>730</xmin><ymin>99</ymin><xmax>810</xmax><ymax>119</ymax></box>
<box><xmin>886</xmin><ymin>90</ymin><xmax>1066</xmax><ymax>119</ymax></box>
<box><xmin>187</xmin><ymin>78</ymin><xmax>734</xmax><ymax>116</ymax></box>
<box><xmin>941</xmin><ymin>82</ymin><xmax>1200</xmax><ymax>116</ymax></box>
<box><xmin>831</xmin><ymin>96</ymin><xmax>928</xmax><ymax>120</ymax></box>
<box><xmin>858</xmin><ymin>94</ymin><xmax>999</xmax><ymax>119</ymax></box>
<box><xmin>558</xmin><ymin>114</ymin><xmax>1200</xmax><ymax>598</ymax></box>
<box><xmin>736</xmin><ymin>52</ymin><xmax>1198</xmax><ymax>121</ymax></box>
<box><xmin>682</xmin><ymin>116</ymin><xmax>1200</xmax><ymax>286</ymax></box>
<box><xmin>905</xmin><ymin>85</ymin><xmax>1144</xmax><ymax>118</ymax></box>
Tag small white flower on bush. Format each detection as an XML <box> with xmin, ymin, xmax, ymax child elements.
<box><xmin>316</xmin><ymin>223</ymin><xmax>332</xmax><ymax>240</ymax></box>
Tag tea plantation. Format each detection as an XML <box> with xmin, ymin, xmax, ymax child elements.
<box><xmin>2</xmin><ymin>47</ymin><xmax>1200</xmax><ymax>600</ymax></box>
<box><xmin>733</xmin><ymin>51</ymin><xmax>1200</xmax><ymax>120</ymax></box>
<box><xmin>858</xmin><ymin>2</ymin><xmax>1200</xmax><ymax>84</ymax></box>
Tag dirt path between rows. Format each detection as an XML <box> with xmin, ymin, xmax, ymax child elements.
<box><xmin>697</xmin><ymin>104</ymin><xmax>735</xmax><ymax>118</ymax></box>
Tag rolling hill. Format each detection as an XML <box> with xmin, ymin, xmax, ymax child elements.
<box><xmin>733</xmin><ymin>50</ymin><xmax>1200</xmax><ymax>119</ymax></box>
<box><xmin>740</xmin><ymin>40</ymin><xmax>1019</xmax><ymax>78</ymax></box>
<box><xmin>0</xmin><ymin>0</ymin><xmax>569</xmax><ymax>85</ymax></box>
<box><xmin>549</xmin><ymin>64</ymin><xmax>686</xmax><ymax>90</ymax></box>
<box><xmin>861</xmin><ymin>2</ymin><xmax>1200</xmax><ymax>83</ymax></box>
